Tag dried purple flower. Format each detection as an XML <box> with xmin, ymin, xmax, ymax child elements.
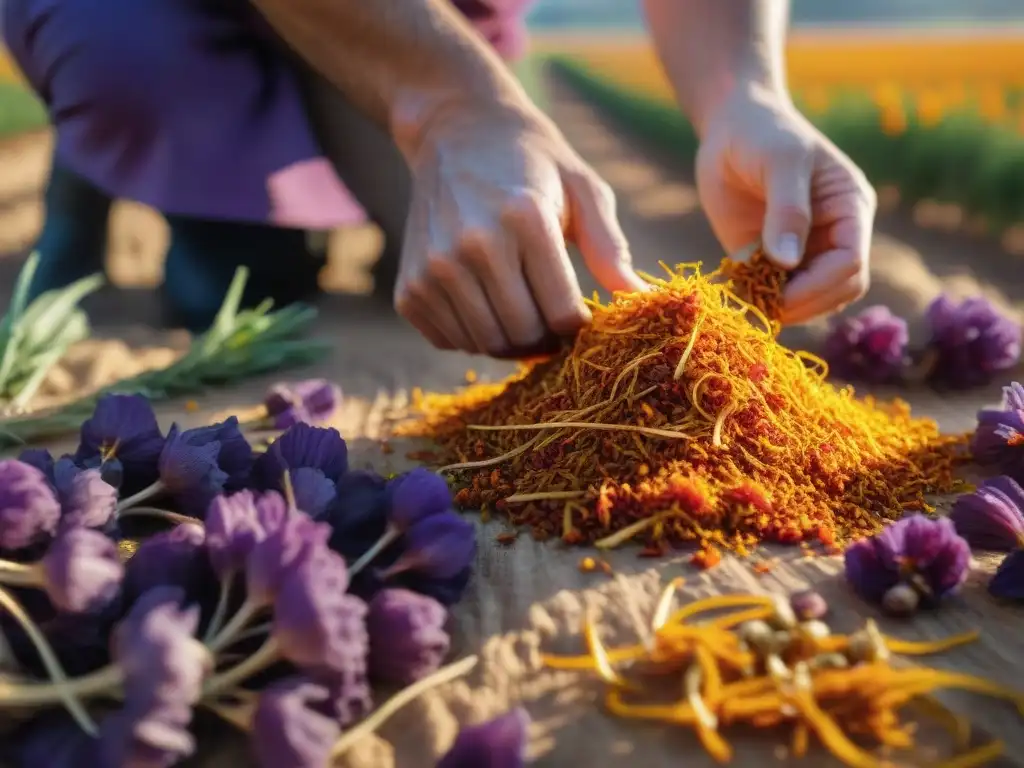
<box><xmin>949</xmin><ymin>475</ymin><xmax>1024</xmax><ymax>551</ymax></box>
<box><xmin>925</xmin><ymin>294</ymin><xmax>1022</xmax><ymax>389</ymax></box>
<box><xmin>290</xmin><ymin>466</ymin><xmax>337</xmax><ymax>520</ymax></box>
<box><xmin>251</xmin><ymin>678</ymin><xmax>341</xmax><ymax>768</ymax></box>
<box><xmin>153</xmin><ymin>418</ymin><xmax>252</xmax><ymax>516</ymax></box>
<box><xmin>52</xmin><ymin>458</ymin><xmax>118</xmax><ymax>531</ymax></box>
<box><xmin>823</xmin><ymin>306</ymin><xmax>909</xmax><ymax>384</ymax></box>
<box><xmin>17</xmin><ymin>448</ymin><xmax>54</xmax><ymax>478</ymax></box>
<box><xmin>436</xmin><ymin>708</ymin><xmax>530</xmax><ymax>768</ymax></box>
<box><xmin>789</xmin><ymin>590</ymin><xmax>828</xmax><ymax>622</ymax></box>
<box><xmin>972</xmin><ymin>381</ymin><xmax>1024</xmax><ymax>476</ymax></box>
<box><xmin>0</xmin><ymin>459</ymin><xmax>62</xmax><ymax>552</ymax></box>
<box><xmin>390</xmin><ymin>468</ymin><xmax>455</xmax><ymax>529</ymax></box>
<box><xmin>122</xmin><ymin>523</ymin><xmax>214</xmax><ymax>603</ymax></box>
<box><xmin>246</xmin><ymin>513</ymin><xmax>330</xmax><ymax>607</ymax></box>
<box><xmin>844</xmin><ymin>515</ymin><xmax>970</xmax><ymax>606</ymax></box>
<box><xmin>74</xmin><ymin>394</ymin><xmax>165</xmax><ymax>490</ymax></box>
<box><xmin>382</xmin><ymin>513</ymin><xmax>477</xmax><ymax>581</ymax></box>
<box><xmin>367</xmin><ymin>588</ymin><xmax>450</xmax><ymax>684</ymax></box>
<box><xmin>108</xmin><ymin>586</ymin><xmax>210</xmax><ymax>767</ymax></box>
<box><xmin>41</xmin><ymin>528</ymin><xmax>124</xmax><ymax>613</ymax></box>
<box><xmin>252</xmin><ymin>423</ymin><xmax>349</xmax><ymax>491</ymax></box>
<box><xmin>205</xmin><ymin>490</ymin><xmax>268</xmax><ymax>577</ymax></box>
<box><xmin>273</xmin><ymin>549</ymin><xmax>369</xmax><ymax>674</ymax></box>
<box><xmin>264</xmin><ymin>379</ymin><xmax>342</xmax><ymax>430</ymax></box>
<box><xmin>345</xmin><ymin>470</ymin><xmax>454</xmax><ymax>577</ymax></box>
<box><xmin>316</xmin><ymin>667</ymin><xmax>373</xmax><ymax>728</ymax></box>
<box><xmin>989</xmin><ymin>549</ymin><xmax>1024</xmax><ymax>601</ymax></box>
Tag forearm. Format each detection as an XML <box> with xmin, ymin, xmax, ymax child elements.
<box><xmin>251</xmin><ymin>0</ymin><xmax>537</xmax><ymax>155</ymax></box>
<box><xmin>641</xmin><ymin>0</ymin><xmax>790</xmax><ymax>134</ymax></box>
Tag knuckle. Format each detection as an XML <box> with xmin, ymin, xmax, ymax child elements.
<box><xmin>501</xmin><ymin>189</ymin><xmax>546</xmax><ymax>225</ymax></box>
<box><xmin>546</xmin><ymin>310</ymin><xmax>588</xmax><ymax>337</ymax></box>
<box><xmin>423</xmin><ymin>251</ymin><xmax>457</xmax><ymax>283</ymax></box>
<box><xmin>456</xmin><ymin>228</ymin><xmax>494</xmax><ymax>269</ymax></box>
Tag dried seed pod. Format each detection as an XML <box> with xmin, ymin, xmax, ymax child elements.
<box><xmin>798</xmin><ymin>620</ymin><xmax>831</xmax><ymax>642</ymax></box>
<box><xmin>737</xmin><ymin>619</ymin><xmax>774</xmax><ymax>652</ymax></box>
<box><xmin>847</xmin><ymin>620</ymin><xmax>891</xmax><ymax>664</ymax></box>
<box><xmin>768</xmin><ymin>595</ymin><xmax>798</xmax><ymax>630</ymax></box>
<box><xmin>881</xmin><ymin>583</ymin><xmax>920</xmax><ymax>617</ymax></box>
<box><xmin>789</xmin><ymin>589</ymin><xmax>829</xmax><ymax>621</ymax></box>
<box><xmin>810</xmin><ymin>652</ymin><xmax>849</xmax><ymax>670</ymax></box>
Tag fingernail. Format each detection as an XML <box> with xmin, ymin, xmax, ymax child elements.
<box><xmin>773</xmin><ymin>234</ymin><xmax>802</xmax><ymax>268</ymax></box>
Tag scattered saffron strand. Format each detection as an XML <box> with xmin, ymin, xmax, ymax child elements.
<box><xmin>330</xmin><ymin>655</ymin><xmax>479</xmax><ymax>757</ymax></box>
<box><xmin>503</xmin><ymin>491</ymin><xmax>587</xmax><ymax>504</ymax></box>
<box><xmin>465</xmin><ymin>421</ymin><xmax>691</xmax><ymax>440</ymax></box>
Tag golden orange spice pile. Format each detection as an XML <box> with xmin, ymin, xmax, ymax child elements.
<box><xmin>400</xmin><ymin>263</ymin><xmax>969</xmax><ymax>559</ymax></box>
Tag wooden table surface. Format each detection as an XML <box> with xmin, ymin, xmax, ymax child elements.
<box><xmin>3</xmin><ymin>70</ymin><xmax>1024</xmax><ymax>768</ymax></box>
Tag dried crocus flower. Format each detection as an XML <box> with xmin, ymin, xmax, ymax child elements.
<box><xmin>41</xmin><ymin>528</ymin><xmax>124</xmax><ymax>613</ymax></box>
<box><xmin>989</xmin><ymin>550</ymin><xmax>1024</xmax><ymax>601</ymax></box>
<box><xmin>52</xmin><ymin>458</ymin><xmax>118</xmax><ymax>532</ymax></box>
<box><xmin>251</xmin><ymin>678</ymin><xmax>341</xmax><ymax>768</ymax></box>
<box><xmin>122</xmin><ymin>523</ymin><xmax>216</xmax><ymax>605</ymax></box>
<box><xmin>205</xmin><ymin>490</ymin><xmax>268</xmax><ymax>578</ymax></box>
<box><xmin>949</xmin><ymin>475</ymin><xmax>1024</xmax><ymax>551</ymax></box>
<box><xmin>382</xmin><ymin>512</ymin><xmax>477</xmax><ymax>581</ymax></box>
<box><xmin>844</xmin><ymin>515</ymin><xmax>970</xmax><ymax>608</ymax></box>
<box><xmin>273</xmin><ymin>549</ymin><xmax>369</xmax><ymax>674</ymax></box>
<box><xmin>253</xmin><ymin>423</ymin><xmax>349</xmax><ymax>493</ymax></box>
<box><xmin>972</xmin><ymin>381</ymin><xmax>1024</xmax><ymax>476</ymax></box>
<box><xmin>436</xmin><ymin>708</ymin><xmax>530</xmax><ymax>768</ymax></box>
<box><xmin>367</xmin><ymin>588</ymin><xmax>450</xmax><ymax>684</ymax></box>
<box><xmin>822</xmin><ymin>305</ymin><xmax>909</xmax><ymax>384</ymax></box>
<box><xmin>246</xmin><ymin>514</ymin><xmax>330</xmax><ymax>607</ymax></box>
<box><xmin>264</xmin><ymin>379</ymin><xmax>342</xmax><ymax>430</ymax></box>
<box><xmin>924</xmin><ymin>294</ymin><xmax>1022</xmax><ymax>389</ymax></box>
<box><xmin>0</xmin><ymin>459</ymin><xmax>62</xmax><ymax>552</ymax></box>
<box><xmin>290</xmin><ymin>466</ymin><xmax>337</xmax><ymax>520</ymax></box>
<box><xmin>74</xmin><ymin>393</ymin><xmax>165</xmax><ymax>491</ymax></box>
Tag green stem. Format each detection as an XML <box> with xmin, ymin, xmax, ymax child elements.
<box><xmin>348</xmin><ymin>527</ymin><xmax>399</xmax><ymax>578</ymax></box>
<box><xmin>331</xmin><ymin>655</ymin><xmax>479</xmax><ymax>758</ymax></box>
<box><xmin>203</xmin><ymin>637</ymin><xmax>280</xmax><ymax>698</ymax></box>
<box><xmin>203</xmin><ymin>572</ymin><xmax>235</xmax><ymax>644</ymax></box>
<box><xmin>0</xmin><ymin>586</ymin><xmax>104</xmax><ymax>732</ymax></box>
<box><xmin>116</xmin><ymin>481</ymin><xmax>166</xmax><ymax>513</ymax></box>
<box><xmin>0</xmin><ymin>559</ymin><xmax>40</xmax><ymax>587</ymax></box>
<box><xmin>117</xmin><ymin>506</ymin><xmax>197</xmax><ymax>527</ymax></box>
<box><xmin>208</xmin><ymin>599</ymin><xmax>262</xmax><ymax>654</ymax></box>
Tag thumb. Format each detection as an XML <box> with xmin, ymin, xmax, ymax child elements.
<box><xmin>565</xmin><ymin>172</ymin><xmax>648</xmax><ymax>294</ymax></box>
<box><xmin>761</xmin><ymin>149</ymin><xmax>814</xmax><ymax>269</ymax></box>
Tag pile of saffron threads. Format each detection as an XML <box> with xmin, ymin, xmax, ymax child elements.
<box><xmin>544</xmin><ymin>585</ymin><xmax>1024</xmax><ymax>767</ymax></box>
<box><xmin>718</xmin><ymin>247</ymin><xmax>790</xmax><ymax>329</ymax></box>
<box><xmin>400</xmin><ymin>262</ymin><xmax>970</xmax><ymax>559</ymax></box>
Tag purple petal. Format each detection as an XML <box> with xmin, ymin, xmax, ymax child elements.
<box><xmin>245</xmin><ymin>514</ymin><xmax>330</xmax><ymax>606</ymax></box>
<box><xmin>950</xmin><ymin>476</ymin><xmax>1024</xmax><ymax>551</ymax></box>
<box><xmin>436</xmin><ymin>708</ymin><xmax>530</xmax><ymax>768</ymax></box>
<box><xmin>386</xmin><ymin>513</ymin><xmax>477</xmax><ymax>580</ymax></box>
<box><xmin>41</xmin><ymin>528</ymin><xmax>124</xmax><ymax>613</ymax></box>
<box><xmin>367</xmin><ymin>589</ymin><xmax>449</xmax><ymax>684</ymax></box>
<box><xmin>273</xmin><ymin>550</ymin><xmax>368</xmax><ymax>674</ymax></box>
<box><xmin>823</xmin><ymin>305</ymin><xmax>909</xmax><ymax>384</ymax></box>
<box><xmin>290</xmin><ymin>467</ymin><xmax>337</xmax><ymax>520</ymax></box>
<box><xmin>989</xmin><ymin>549</ymin><xmax>1024</xmax><ymax>601</ymax></box>
<box><xmin>75</xmin><ymin>394</ymin><xmax>164</xmax><ymax>488</ymax></box>
<box><xmin>389</xmin><ymin>468</ymin><xmax>453</xmax><ymax>530</ymax></box>
<box><xmin>253</xmin><ymin>424</ymin><xmax>349</xmax><ymax>490</ymax></box>
<box><xmin>205</xmin><ymin>490</ymin><xmax>266</xmax><ymax>577</ymax></box>
<box><xmin>0</xmin><ymin>459</ymin><xmax>62</xmax><ymax>552</ymax></box>
<box><xmin>844</xmin><ymin>537</ymin><xmax>901</xmax><ymax>603</ymax></box>
<box><xmin>251</xmin><ymin>678</ymin><xmax>341</xmax><ymax>768</ymax></box>
<box><xmin>54</xmin><ymin>461</ymin><xmax>118</xmax><ymax>531</ymax></box>
<box><xmin>925</xmin><ymin>295</ymin><xmax>1023</xmax><ymax>389</ymax></box>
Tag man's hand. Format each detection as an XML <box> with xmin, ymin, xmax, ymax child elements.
<box><xmin>394</xmin><ymin>103</ymin><xmax>647</xmax><ymax>355</ymax></box>
<box><xmin>695</xmin><ymin>84</ymin><xmax>878</xmax><ymax>325</ymax></box>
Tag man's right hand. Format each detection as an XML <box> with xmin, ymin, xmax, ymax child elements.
<box><xmin>393</xmin><ymin>101</ymin><xmax>647</xmax><ymax>356</ymax></box>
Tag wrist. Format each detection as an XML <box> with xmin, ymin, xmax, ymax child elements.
<box><xmin>686</xmin><ymin>59</ymin><xmax>789</xmax><ymax>136</ymax></box>
<box><xmin>390</xmin><ymin>86</ymin><xmax>547</xmax><ymax>163</ymax></box>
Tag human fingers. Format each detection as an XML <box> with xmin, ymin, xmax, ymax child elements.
<box><xmin>458</xmin><ymin>226</ymin><xmax>548</xmax><ymax>348</ymax></box>
<box><xmin>421</xmin><ymin>251</ymin><xmax>513</xmax><ymax>355</ymax></box>
<box><xmin>781</xmin><ymin>250</ymin><xmax>869</xmax><ymax>324</ymax></box>
<box><xmin>393</xmin><ymin>282</ymin><xmax>465</xmax><ymax>352</ymax></box>
<box><xmin>502</xmin><ymin>192</ymin><xmax>591</xmax><ymax>337</ymax></box>
<box><xmin>760</xmin><ymin>143</ymin><xmax>814</xmax><ymax>269</ymax></box>
<box><xmin>563</xmin><ymin>170</ymin><xmax>648</xmax><ymax>294</ymax></box>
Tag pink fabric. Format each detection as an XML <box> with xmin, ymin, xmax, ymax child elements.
<box><xmin>279</xmin><ymin>0</ymin><xmax>536</xmax><ymax>230</ymax></box>
<box><xmin>268</xmin><ymin>158</ymin><xmax>368</xmax><ymax>229</ymax></box>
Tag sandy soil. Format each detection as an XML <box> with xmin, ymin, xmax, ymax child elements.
<box><xmin>2</xmin><ymin>72</ymin><xmax>1024</xmax><ymax>766</ymax></box>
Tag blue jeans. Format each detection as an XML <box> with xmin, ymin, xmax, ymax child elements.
<box><xmin>31</xmin><ymin>161</ymin><xmax>324</xmax><ymax>333</ymax></box>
